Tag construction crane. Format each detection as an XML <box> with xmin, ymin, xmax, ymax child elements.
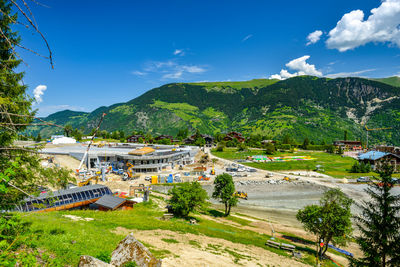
<box><xmin>77</xmin><ymin>113</ymin><xmax>107</xmax><ymax>172</ymax></box>
<box><xmin>365</xmin><ymin>126</ymin><xmax>392</xmax><ymax>149</ymax></box>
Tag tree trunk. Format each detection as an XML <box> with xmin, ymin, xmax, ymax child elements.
<box><xmin>227</xmin><ymin>204</ymin><xmax>231</xmax><ymax>216</ymax></box>
<box><xmin>224</xmin><ymin>202</ymin><xmax>228</xmax><ymax>216</ymax></box>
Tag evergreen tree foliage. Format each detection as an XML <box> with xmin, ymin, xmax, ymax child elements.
<box><xmin>0</xmin><ymin>1</ymin><xmax>73</xmax><ymax>263</ymax></box>
<box><xmin>353</xmin><ymin>164</ymin><xmax>400</xmax><ymax>266</ymax></box>
<box><xmin>212</xmin><ymin>173</ymin><xmax>238</xmax><ymax>216</ymax></box>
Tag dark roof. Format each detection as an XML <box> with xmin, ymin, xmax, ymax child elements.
<box><xmin>25</xmin><ymin>184</ymin><xmax>110</xmax><ymax>201</ymax></box>
<box><xmin>95</xmin><ymin>195</ymin><xmax>127</xmax><ymax>210</ymax></box>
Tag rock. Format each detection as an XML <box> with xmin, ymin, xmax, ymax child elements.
<box><xmin>78</xmin><ymin>256</ymin><xmax>113</xmax><ymax>267</ymax></box>
<box><xmin>111</xmin><ymin>233</ymin><xmax>162</xmax><ymax>267</ymax></box>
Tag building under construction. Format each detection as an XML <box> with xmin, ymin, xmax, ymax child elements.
<box><xmin>41</xmin><ymin>144</ymin><xmax>198</xmax><ymax>173</ymax></box>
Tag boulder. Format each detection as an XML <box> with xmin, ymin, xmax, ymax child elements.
<box><xmin>78</xmin><ymin>255</ymin><xmax>113</xmax><ymax>267</ymax></box>
<box><xmin>111</xmin><ymin>233</ymin><xmax>162</xmax><ymax>267</ymax></box>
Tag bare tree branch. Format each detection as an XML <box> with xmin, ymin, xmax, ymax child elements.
<box><xmin>9</xmin><ymin>0</ymin><xmax>54</xmax><ymax>68</ymax></box>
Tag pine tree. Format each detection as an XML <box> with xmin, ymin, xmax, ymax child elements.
<box><xmin>353</xmin><ymin>164</ymin><xmax>400</xmax><ymax>266</ymax></box>
<box><xmin>0</xmin><ymin>0</ymin><xmax>72</xmax><ymax>241</ymax></box>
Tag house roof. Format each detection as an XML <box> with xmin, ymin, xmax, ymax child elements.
<box><xmin>95</xmin><ymin>195</ymin><xmax>127</xmax><ymax>210</ymax></box>
<box><xmin>358</xmin><ymin>151</ymin><xmax>395</xmax><ymax>161</ymax></box>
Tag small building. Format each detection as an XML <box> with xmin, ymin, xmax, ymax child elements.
<box><xmin>127</xmin><ymin>135</ymin><xmax>145</xmax><ymax>143</ymax></box>
<box><xmin>95</xmin><ymin>195</ymin><xmax>134</xmax><ymax>211</ymax></box>
<box><xmin>358</xmin><ymin>151</ymin><xmax>400</xmax><ymax>172</ymax></box>
<box><xmin>333</xmin><ymin>140</ymin><xmax>362</xmax><ymax>151</ymax></box>
<box><xmin>186</xmin><ymin>134</ymin><xmax>214</xmax><ymax>145</ymax></box>
<box><xmin>224</xmin><ymin>131</ymin><xmax>245</xmax><ymax>143</ymax></box>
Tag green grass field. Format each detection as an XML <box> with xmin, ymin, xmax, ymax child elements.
<box><xmin>21</xmin><ymin>200</ymin><xmax>300</xmax><ymax>266</ymax></box>
<box><xmin>211</xmin><ymin>148</ymin><xmax>398</xmax><ymax>178</ymax></box>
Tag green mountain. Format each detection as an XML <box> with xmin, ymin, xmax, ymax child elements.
<box><xmin>29</xmin><ymin>76</ymin><xmax>400</xmax><ymax>145</ymax></box>
<box><xmin>372</xmin><ymin>76</ymin><xmax>400</xmax><ymax>88</ymax></box>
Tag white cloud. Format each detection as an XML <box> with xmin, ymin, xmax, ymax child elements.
<box><xmin>306</xmin><ymin>30</ymin><xmax>323</xmax><ymax>45</ymax></box>
<box><xmin>33</xmin><ymin>85</ymin><xmax>47</xmax><ymax>104</ymax></box>
<box><xmin>173</xmin><ymin>49</ymin><xmax>184</xmax><ymax>56</ymax></box>
<box><xmin>242</xmin><ymin>34</ymin><xmax>253</xmax><ymax>42</ymax></box>
<box><xmin>135</xmin><ymin>60</ymin><xmax>207</xmax><ymax>80</ymax></box>
<box><xmin>132</xmin><ymin>70</ymin><xmax>146</xmax><ymax>76</ymax></box>
<box><xmin>326</xmin><ymin>0</ymin><xmax>400</xmax><ymax>51</ymax></box>
<box><xmin>269</xmin><ymin>55</ymin><xmax>322</xmax><ymax>80</ymax></box>
<box><xmin>326</xmin><ymin>69</ymin><xmax>376</xmax><ymax>78</ymax></box>
<box><xmin>181</xmin><ymin>65</ymin><xmax>206</xmax><ymax>73</ymax></box>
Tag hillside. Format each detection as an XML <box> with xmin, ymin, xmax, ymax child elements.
<box><xmin>29</xmin><ymin>76</ymin><xmax>400</xmax><ymax>145</ymax></box>
<box><xmin>372</xmin><ymin>76</ymin><xmax>400</xmax><ymax>88</ymax></box>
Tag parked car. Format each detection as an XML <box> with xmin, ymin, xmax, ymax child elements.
<box><xmin>248</xmin><ymin>168</ymin><xmax>257</xmax><ymax>172</ymax></box>
<box><xmin>357</xmin><ymin>176</ymin><xmax>371</xmax><ymax>183</ymax></box>
<box><xmin>145</xmin><ymin>176</ymin><xmax>151</xmax><ymax>181</ymax></box>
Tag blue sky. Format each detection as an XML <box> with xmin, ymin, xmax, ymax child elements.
<box><xmin>14</xmin><ymin>0</ymin><xmax>400</xmax><ymax>116</ymax></box>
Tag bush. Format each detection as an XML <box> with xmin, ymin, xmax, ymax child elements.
<box><xmin>264</xmin><ymin>143</ymin><xmax>275</xmax><ymax>155</ymax></box>
<box><xmin>216</xmin><ymin>143</ymin><xmax>225</xmax><ymax>152</ymax></box>
<box><xmin>277</xmin><ymin>144</ymin><xmax>291</xmax><ymax>151</ymax></box>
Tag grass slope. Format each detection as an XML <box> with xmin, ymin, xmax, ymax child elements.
<box><xmin>22</xmin><ymin>201</ymin><xmax>296</xmax><ymax>266</ymax></box>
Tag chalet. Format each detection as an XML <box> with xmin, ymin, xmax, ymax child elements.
<box><xmin>358</xmin><ymin>151</ymin><xmax>400</xmax><ymax>172</ymax></box>
<box><xmin>333</xmin><ymin>140</ymin><xmax>362</xmax><ymax>151</ymax></box>
<box><xmin>224</xmin><ymin>131</ymin><xmax>245</xmax><ymax>143</ymax></box>
<box><xmin>127</xmin><ymin>134</ymin><xmax>145</xmax><ymax>143</ymax></box>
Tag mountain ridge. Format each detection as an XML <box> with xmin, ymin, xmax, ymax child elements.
<box><xmin>30</xmin><ymin>76</ymin><xmax>400</xmax><ymax>145</ymax></box>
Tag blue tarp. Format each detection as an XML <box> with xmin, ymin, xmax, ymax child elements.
<box><xmin>358</xmin><ymin>151</ymin><xmax>388</xmax><ymax>160</ymax></box>
<box><xmin>167</xmin><ymin>174</ymin><xmax>173</xmax><ymax>183</ymax></box>
<box><xmin>328</xmin><ymin>244</ymin><xmax>353</xmax><ymax>257</ymax></box>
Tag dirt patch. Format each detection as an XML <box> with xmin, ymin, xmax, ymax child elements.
<box><xmin>111</xmin><ymin>228</ymin><xmax>309</xmax><ymax>267</ymax></box>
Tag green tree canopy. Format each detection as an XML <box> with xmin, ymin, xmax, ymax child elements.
<box><xmin>212</xmin><ymin>173</ymin><xmax>238</xmax><ymax>216</ymax></box>
<box><xmin>296</xmin><ymin>189</ymin><xmax>353</xmax><ymax>260</ymax></box>
<box><xmin>168</xmin><ymin>182</ymin><xmax>209</xmax><ymax>217</ymax></box>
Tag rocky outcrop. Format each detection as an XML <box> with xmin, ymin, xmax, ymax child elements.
<box><xmin>110</xmin><ymin>234</ymin><xmax>162</xmax><ymax>267</ymax></box>
<box><xmin>78</xmin><ymin>234</ymin><xmax>161</xmax><ymax>267</ymax></box>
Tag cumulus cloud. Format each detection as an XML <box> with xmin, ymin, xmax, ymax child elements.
<box><xmin>326</xmin><ymin>0</ymin><xmax>400</xmax><ymax>51</ymax></box>
<box><xmin>33</xmin><ymin>85</ymin><xmax>47</xmax><ymax>103</ymax></box>
<box><xmin>306</xmin><ymin>30</ymin><xmax>323</xmax><ymax>45</ymax></box>
<box><xmin>269</xmin><ymin>55</ymin><xmax>322</xmax><ymax>80</ymax></box>
<box><xmin>242</xmin><ymin>34</ymin><xmax>253</xmax><ymax>42</ymax></box>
